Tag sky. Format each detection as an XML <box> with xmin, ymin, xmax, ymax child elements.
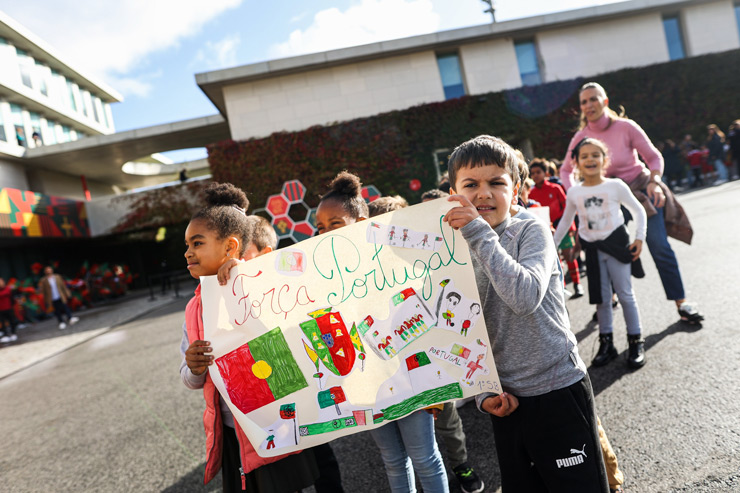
<box><xmin>1</xmin><ymin>0</ymin><xmax>626</xmax><ymax>162</ymax></box>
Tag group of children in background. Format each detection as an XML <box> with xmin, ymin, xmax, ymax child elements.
<box><xmin>179</xmin><ymin>132</ymin><xmax>655</xmax><ymax>492</ymax></box>
<box><xmin>658</xmin><ymin>121</ymin><xmax>740</xmax><ymax>189</ymax></box>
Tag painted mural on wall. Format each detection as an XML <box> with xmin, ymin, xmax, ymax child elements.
<box><xmin>201</xmin><ymin>199</ymin><xmax>501</xmax><ymax>457</ymax></box>
<box><xmin>0</xmin><ymin>187</ymin><xmax>89</xmax><ymax>238</ymax></box>
<box><xmin>253</xmin><ymin>179</ymin><xmax>381</xmax><ymax>244</ymax></box>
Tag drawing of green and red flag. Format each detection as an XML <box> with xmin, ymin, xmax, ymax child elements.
<box><xmin>318</xmin><ymin>386</ymin><xmax>346</xmax><ymax>415</ymax></box>
<box><xmin>405</xmin><ymin>351</ymin><xmax>431</xmax><ymax>371</ymax></box>
<box><xmin>280</xmin><ymin>403</ymin><xmax>298</xmax><ymax>445</ymax></box>
<box><xmin>300</xmin><ymin>310</ymin><xmax>356</xmax><ymax>376</ymax></box>
<box><xmin>216</xmin><ymin>327</ymin><xmax>308</xmax><ymax>415</ymax></box>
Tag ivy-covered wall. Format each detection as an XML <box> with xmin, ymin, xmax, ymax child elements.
<box><xmin>208</xmin><ymin>48</ymin><xmax>740</xmax><ymax>207</ymax></box>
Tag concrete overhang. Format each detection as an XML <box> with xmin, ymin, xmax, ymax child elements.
<box><xmin>196</xmin><ymin>0</ymin><xmax>709</xmax><ymax>116</ymax></box>
<box><xmin>20</xmin><ymin>114</ymin><xmax>231</xmax><ymax>187</ymax></box>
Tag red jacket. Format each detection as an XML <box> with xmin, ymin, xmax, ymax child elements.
<box><xmin>185</xmin><ymin>285</ymin><xmax>291</xmax><ymax>485</ymax></box>
<box><xmin>0</xmin><ymin>286</ymin><xmax>12</xmax><ymax>311</ymax></box>
<box><xmin>529</xmin><ymin>180</ymin><xmax>566</xmax><ymax>224</ymax></box>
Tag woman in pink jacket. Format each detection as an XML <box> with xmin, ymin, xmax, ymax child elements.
<box><xmin>560</xmin><ymin>82</ymin><xmax>704</xmax><ymax>326</ymax></box>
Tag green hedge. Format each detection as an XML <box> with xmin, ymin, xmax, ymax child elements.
<box><xmin>208</xmin><ymin>48</ymin><xmax>740</xmax><ymax>207</ymax></box>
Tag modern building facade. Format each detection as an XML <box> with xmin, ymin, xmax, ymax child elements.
<box><xmin>197</xmin><ymin>0</ymin><xmax>740</xmax><ymax>141</ymax></box>
<box><xmin>0</xmin><ymin>10</ymin><xmax>120</xmax><ymax>194</ymax></box>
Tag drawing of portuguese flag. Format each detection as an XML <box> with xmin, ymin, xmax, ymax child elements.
<box><xmin>216</xmin><ymin>327</ymin><xmax>308</xmax><ymax>415</ymax></box>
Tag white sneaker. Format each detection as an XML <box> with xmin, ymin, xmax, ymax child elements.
<box><xmin>9</xmin><ymin>334</ymin><xmax>17</xmax><ymax>342</ymax></box>
<box><xmin>713</xmin><ymin>178</ymin><xmax>728</xmax><ymax>186</ymax></box>
<box><xmin>0</xmin><ymin>335</ymin><xmax>10</xmax><ymax>343</ymax></box>
<box><xmin>17</xmin><ymin>323</ymin><xmax>26</xmax><ymax>329</ymax></box>
<box><xmin>59</xmin><ymin>322</ymin><xmax>67</xmax><ymax>330</ymax></box>
<box><xmin>69</xmin><ymin>316</ymin><xmax>79</xmax><ymax>325</ymax></box>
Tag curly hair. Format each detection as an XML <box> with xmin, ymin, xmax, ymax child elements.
<box><xmin>320</xmin><ymin>171</ymin><xmax>369</xmax><ymax>220</ymax></box>
<box><xmin>190</xmin><ymin>182</ymin><xmax>250</xmax><ymax>256</ymax></box>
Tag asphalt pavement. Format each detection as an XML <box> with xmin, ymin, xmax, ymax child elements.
<box><xmin>1</xmin><ymin>181</ymin><xmax>739</xmax><ymax>492</ymax></box>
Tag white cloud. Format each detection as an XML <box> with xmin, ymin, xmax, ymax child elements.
<box><xmin>191</xmin><ymin>34</ymin><xmax>241</xmax><ymax>70</ymax></box>
<box><xmin>268</xmin><ymin>0</ymin><xmax>440</xmax><ymax>59</ymax></box>
<box><xmin>0</xmin><ymin>0</ymin><xmax>242</xmax><ymax>97</ymax></box>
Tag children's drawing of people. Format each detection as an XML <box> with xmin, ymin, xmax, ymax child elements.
<box><xmin>418</xmin><ymin>233</ymin><xmax>430</xmax><ymax>249</ymax></box>
<box><xmin>266</xmin><ymin>430</ymin><xmax>276</xmax><ymax>449</ymax></box>
<box><xmin>461</xmin><ymin>303</ymin><xmax>481</xmax><ymax>336</ymax></box>
<box><xmin>442</xmin><ymin>292</ymin><xmax>461</xmax><ymax>327</ymax></box>
<box><xmin>401</xmin><ymin>228</ymin><xmax>409</xmax><ymax>246</ymax></box>
<box><xmin>465</xmin><ymin>353</ymin><xmax>485</xmax><ymax>380</ymax></box>
<box><xmin>388</xmin><ymin>226</ymin><xmax>396</xmax><ymax>242</ymax></box>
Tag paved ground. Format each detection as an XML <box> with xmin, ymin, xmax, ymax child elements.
<box><xmin>1</xmin><ymin>181</ymin><xmax>739</xmax><ymax>492</ymax></box>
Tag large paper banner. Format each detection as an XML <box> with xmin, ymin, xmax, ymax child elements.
<box><xmin>201</xmin><ymin>200</ymin><xmax>501</xmax><ymax>457</ymax></box>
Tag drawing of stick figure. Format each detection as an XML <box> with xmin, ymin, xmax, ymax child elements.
<box><xmin>465</xmin><ymin>354</ymin><xmax>485</xmax><ymax>380</ymax></box>
<box><xmin>461</xmin><ymin>303</ymin><xmax>480</xmax><ymax>336</ymax></box>
<box><xmin>418</xmin><ymin>234</ymin><xmax>429</xmax><ymax>249</ymax></box>
<box><xmin>388</xmin><ymin>226</ymin><xmax>396</xmax><ymax>242</ymax></box>
<box><xmin>442</xmin><ymin>292</ymin><xmax>461</xmax><ymax>327</ymax></box>
<box><xmin>266</xmin><ymin>430</ymin><xmax>276</xmax><ymax>449</ymax></box>
<box><xmin>401</xmin><ymin>228</ymin><xmax>409</xmax><ymax>246</ymax></box>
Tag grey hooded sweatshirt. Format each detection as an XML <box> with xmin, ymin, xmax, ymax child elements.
<box><xmin>460</xmin><ymin>215</ymin><xmax>587</xmax><ymax>409</ymax></box>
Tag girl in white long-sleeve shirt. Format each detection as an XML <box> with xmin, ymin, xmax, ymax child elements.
<box><xmin>554</xmin><ymin>137</ymin><xmax>648</xmax><ymax>369</ymax></box>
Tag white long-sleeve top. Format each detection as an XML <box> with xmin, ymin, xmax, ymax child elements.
<box><xmin>553</xmin><ymin>178</ymin><xmax>646</xmax><ymax>245</ymax></box>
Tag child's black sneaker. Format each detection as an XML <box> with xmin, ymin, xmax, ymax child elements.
<box><xmin>678</xmin><ymin>301</ymin><xmax>704</xmax><ymax>325</ymax></box>
<box><xmin>453</xmin><ymin>462</ymin><xmax>484</xmax><ymax>493</ymax></box>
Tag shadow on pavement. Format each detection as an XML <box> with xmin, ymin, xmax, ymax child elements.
<box><xmin>589</xmin><ymin>320</ymin><xmax>701</xmax><ymax>397</ymax></box>
<box><xmin>161</xmin><ymin>463</ymin><xmax>221</xmax><ymax>493</ymax></box>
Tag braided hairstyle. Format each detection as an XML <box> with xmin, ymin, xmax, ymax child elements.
<box><xmin>190</xmin><ymin>183</ymin><xmax>250</xmax><ymax>257</ymax></box>
<box><xmin>320</xmin><ymin>171</ymin><xmax>369</xmax><ymax>220</ymax></box>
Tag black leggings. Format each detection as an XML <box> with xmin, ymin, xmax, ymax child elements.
<box><xmin>0</xmin><ymin>310</ymin><xmax>16</xmax><ymax>335</ymax></box>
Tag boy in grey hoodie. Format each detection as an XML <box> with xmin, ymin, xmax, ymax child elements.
<box><xmin>443</xmin><ymin>135</ymin><xmax>609</xmax><ymax>493</ymax></box>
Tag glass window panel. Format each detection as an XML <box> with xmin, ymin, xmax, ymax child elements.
<box><xmin>45</xmin><ymin>120</ymin><xmax>57</xmax><ymax>145</ymax></box>
<box><xmin>735</xmin><ymin>4</ymin><xmax>740</xmax><ymax>38</ymax></box>
<box><xmin>92</xmin><ymin>97</ymin><xmax>101</xmax><ymax>123</ymax></box>
<box><xmin>436</xmin><ymin>54</ymin><xmax>465</xmax><ymax>100</ymax></box>
<box><xmin>515</xmin><ymin>41</ymin><xmax>542</xmax><ymax>86</ymax></box>
<box><xmin>663</xmin><ymin>17</ymin><xmax>686</xmax><ymax>60</ymax></box>
<box><xmin>66</xmin><ymin>80</ymin><xmax>78</xmax><ymax>111</ymax></box>
<box><xmin>9</xmin><ymin>104</ymin><xmax>24</xmax><ymax>125</ymax></box>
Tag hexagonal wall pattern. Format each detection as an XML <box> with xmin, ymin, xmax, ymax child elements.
<box><xmin>253</xmin><ymin>180</ymin><xmax>381</xmax><ymax>246</ymax></box>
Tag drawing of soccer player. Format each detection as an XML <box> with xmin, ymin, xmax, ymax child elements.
<box><xmin>465</xmin><ymin>353</ymin><xmax>485</xmax><ymax>380</ymax></box>
<box><xmin>401</xmin><ymin>228</ymin><xmax>409</xmax><ymax>246</ymax></box>
<box><xmin>460</xmin><ymin>303</ymin><xmax>481</xmax><ymax>336</ymax></box>
<box><xmin>442</xmin><ymin>292</ymin><xmax>461</xmax><ymax>327</ymax></box>
<box><xmin>388</xmin><ymin>226</ymin><xmax>396</xmax><ymax>242</ymax></box>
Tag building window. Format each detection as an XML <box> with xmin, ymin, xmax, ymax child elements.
<box><xmin>92</xmin><ymin>96</ymin><xmax>101</xmax><ymax>123</ymax></box>
<box><xmin>0</xmin><ymin>108</ymin><xmax>6</xmax><ymax>142</ymax></box>
<box><xmin>80</xmin><ymin>90</ymin><xmax>90</xmax><ymax>117</ymax></box>
<box><xmin>102</xmin><ymin>102</ymin><xmax>111</xmax><ymax>128</ymax></box>
<box><xmin>515</xmin><ymin>40</ymin><xmax>542</xmax><ymax>86</ymax></box>
<box><xmin>16</xmin><ymin>48</ymin><xmax>34</xmax><ymax>89</ymax></box>
<box><xmin>436</xmin><ymin>53</ymin><xmax>466</xmax><ymax>100</ymax></box>
<box><xmin>36</xmin><ymin>62</ymin><xmax>49</xmax><ymax>96</ymax></box>
<box><xmin>66</xmin><ymin>80</ymin><xmax>78</xmax><ymax>111</ymax></box>
<box><xmin>663</xmin><ymin>15</ymin><xmax>686</xmax><ymax>60</ymax></box>
<box><xmin>29</xmin><ymin>112</ymin><xmax>43</xmax><ymax>146</ymax></box>
<box><xmin>10</xmin><ymin>104</ymin><xmax>26</xmax><ymax>147</ymax></box>
<box><xmin>45</xmin><ymin>119</ymin><xmax>57</xmax><ymax>145</ymax></box>
<box><xmin>735</xmin><ymin>3</ymin><xmax>740</xmax><ymax>40</ymax></box>
<box><xmin>61</xmin><ymin>124</ymin><xmax>71</xmax><ymax>143</ymax></box>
